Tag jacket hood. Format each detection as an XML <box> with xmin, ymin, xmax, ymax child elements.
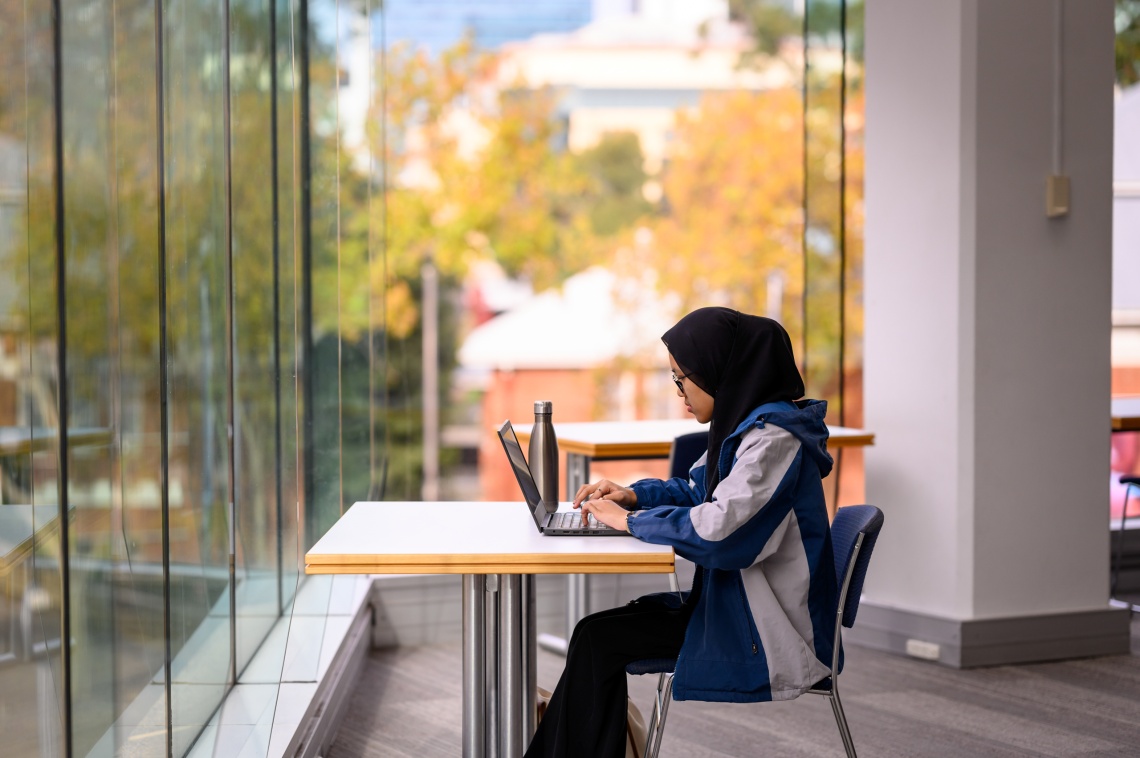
<box><xmin>729</xmin><ymin>399</ymin><xmax>833</xmax><ymax>478</ymax></box>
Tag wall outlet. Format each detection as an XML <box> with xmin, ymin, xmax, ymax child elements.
<box><xmin>905</xmin><ymin>638</ymin><xmax>942</xmax><ymax>661</ymax></box>
<box><xmin>1046</xmin><ymin>174</ymin><xmax>1070</xmax><ymax>218</ymax></box>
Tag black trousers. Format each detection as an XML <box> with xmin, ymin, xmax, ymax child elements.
<box><xmin>524</xmin><ymin>596</ymin><xmax>692</xmax><ymax>758</ymax></box>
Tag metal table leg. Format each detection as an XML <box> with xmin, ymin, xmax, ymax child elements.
<box><xmin>538</xmin><ymin>453</ymin><xmax>593</xmax><ymax>655</ymax></box>
<box><xmin>462</xmin><ymin>575</ymin><xmax>486</xmax><ymax>758</ymax></box>
<box><xmin>565</xmin><ymin>452</ymin><xmax>590</xmax><ymax>501</ymax></box>
<box><xmin>485</xmin><ymin>575</ymin><xmax>499</xmax><ymax>756</ymax></box>
<box><xmin>564</xmin><ymin>453</ymin><xmax>591</xmax><ymax>637</ymax></box>
<box><xmin>523</xmin><ymin>574</ymin><xmax>536</xmax><ymax>737</ymax></box>
<box><xmin>499</xmin><ymin>574</ymin><xmax>524</xmax><ymax>758</ymax></box>
<box><xmin>496</xmin><ymin>573</ymin><xmax>538</xmax><ymax>756</ymax></box>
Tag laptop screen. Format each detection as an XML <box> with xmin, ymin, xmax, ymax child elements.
<box><xmin>496</xmin><ymin>420</ymin><xmax>552</xmax><ymax>529</ymax></box>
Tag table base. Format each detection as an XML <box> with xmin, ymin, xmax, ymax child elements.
<box><xmin>463</xmin><ymin>573</ymin><xmax>537</xmax><ymax>758</ymax></box>
<box><xmin>538</xmin><ymin>452</ymin><xmax>596</xmax><ymax>656</ymax></box>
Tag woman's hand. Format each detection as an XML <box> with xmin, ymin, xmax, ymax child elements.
<box><xmin>573</xmin><ymin>479</ymin><xmax>637</xmax><ymax>509</ymax></box>
<box><xmin>580</xmin><ymin>497</ymin><xmax>633</xmax><ymax>532</ymax></box>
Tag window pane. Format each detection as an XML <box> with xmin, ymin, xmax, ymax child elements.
<box><xmin>274</xmin><ymin>0</ymin><xmax>303</xmax><ymax>612</ymax></box>
<box><xmin>804</xmin><ymin>0</ymin><xmax>845</xmax><ymax>417</ymax></box>
<box><xmin>231</xmin><ymin>0</ymin><xmax>285</xmax><ymax>677</ymax></box>
<box><xmin>59</xmin><ymin>0</ymin><xmax>170</xmax><ymax>752</ymax></box>
<box><xmin>165</xmin><ymin>0</ymin><xmax>234</xmax><ymax>749</ymax></box>
<box><xmin>0</xmin><ymin>0</ymin><xmax>67</xmax><ymax>753</ymax></box>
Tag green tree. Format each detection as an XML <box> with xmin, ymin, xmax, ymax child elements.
<box><xmin>728</xmin><ymin>0</ymin><xmax>801</xmax><ymax>58</ymax></box>
<box><xmin>366</xmin><ymin>36</ymin><xmax>602</xmax><ymax>302</ymax></box>
<box><xmin>577</xmin><ymin>132</ymin><xmax>654</xmax><ymax>236</ymax></box>
<box><xmin>1119</xmin><ymin>0</ymin><xmax>1140</xmax><ymax>86</ymax></box>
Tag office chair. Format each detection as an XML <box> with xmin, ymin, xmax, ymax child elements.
<box><xmin>627</xmin><ymin>504</ymin><xmax>885</xmax><ymax>758</ymax></box>
<box><xmin>667</xmin><ymin>430</ymin><xmax>709</xmax><ymax>480</ymax></box>
<box><xmin>664</xmin><ymin>431</ymin><xmax>708</xmax><ymax>594</ymax></box>
<box><xmin>1114</xmin><ymin>476</ymin><xmax>1139</xmax><ymax>613</ymax></box>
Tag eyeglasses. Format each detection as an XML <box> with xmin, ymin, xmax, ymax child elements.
<box><xmin>671</xmin><ymin>369</ymin><xmax>693</xmax><ymax>393</ymax></box>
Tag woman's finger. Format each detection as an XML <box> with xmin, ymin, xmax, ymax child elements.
<box><xmin>573</xmin><ymin>482</ymin><xmax>598</xmax><ymax>506</ymax></box>
<box><xmin>575</xmin><ymin>479</ymin><xmax>612</xmax><ymax>506</ymax></box>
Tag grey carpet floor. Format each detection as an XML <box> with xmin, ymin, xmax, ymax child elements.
<box><xmin>325</xmin><ymin>617</ymin><xmax>1140</xmax><ymax>757</ymax></box>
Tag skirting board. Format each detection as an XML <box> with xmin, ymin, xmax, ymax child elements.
<box><xmin>290</xmin><ymin>596</ymin><xmax>375</xmax><ymax>758</ymax></box>
<box><xmin>844</xmin><ymin>602</ymin><xmax>1132</xmax><ymax>668</ymax></box>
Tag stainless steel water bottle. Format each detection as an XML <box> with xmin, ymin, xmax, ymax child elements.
<box><xmin>528</xmin><ymin>400</ymin><xmax>559</xmax><ymax>504</ymax></box>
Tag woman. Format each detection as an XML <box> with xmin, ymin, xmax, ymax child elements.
<box><xmin>524</xmin><ymin>307</ymin><xmax>839</xmax><ymax>758</ymax></box>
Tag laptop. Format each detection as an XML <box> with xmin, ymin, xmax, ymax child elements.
<box><xmin>496</xmin><ymin>420</ymin><xmax>629</xmax><ymax>536</ymax></box>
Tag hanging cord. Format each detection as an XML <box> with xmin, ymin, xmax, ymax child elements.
<box><xmin>1052</xmin><ymin>0</ymin><xmax>1064</xmax><ymax>176</ymax></box>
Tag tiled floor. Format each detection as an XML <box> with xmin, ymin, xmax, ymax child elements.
<box><xmin>184</xmin><ymin>574</ymin><xmax>371</xmax><ymax>758</ymax></box>
<box><xmin>326</xmin><ymin>613</ymin><xmax>1140</xmax><ymax>757</ymax></box>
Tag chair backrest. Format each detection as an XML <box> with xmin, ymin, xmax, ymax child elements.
<box><xmin>829</xmin><ymin>504</ymin><xmax>885</xmax><ymax>628</ymax></box>
<box><xmin>668</xmin><ymin>431</ymin><xmax>709</xmax><ymax>480</ymax></box>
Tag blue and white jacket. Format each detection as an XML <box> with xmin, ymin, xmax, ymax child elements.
<box><xmin>627</xmin><ymin>399</ymin><xmax>838</xmax><ymax>703</ymax></box>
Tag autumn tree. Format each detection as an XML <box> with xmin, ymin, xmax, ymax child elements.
<box><xmin>626</xmin><ymin>88</ymin><xmax>806</xmax><ymax>318</ymax></box>
<box><xmin>365</xmin><ymin>35</ymin><xmax>603</xmax><ymax>308</ymax></box>
<box><xmin>353</xmin><ymin>36</ymin><xmax>622</xmax><ymax>497</ymax></box>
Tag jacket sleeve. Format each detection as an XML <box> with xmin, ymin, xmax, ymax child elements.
<box><xmin>627</xmin><ymin>425</ymin><xmax>802</xmax><ymax>570</ymax></box>
<box><xmin>628</xmin><ymin>452</ymin><xmax>708</xmax><ymax>508</ymax></box>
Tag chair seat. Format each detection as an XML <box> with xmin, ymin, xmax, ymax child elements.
<box><xmin>808</xmin><ymin>676</ymin><xmax>835</xmax><ymax>693</ymax></box>
<box><xmin>626</xmin><ymin>658</ymin><xmax>677</xmax><ymax>676</ymax></box>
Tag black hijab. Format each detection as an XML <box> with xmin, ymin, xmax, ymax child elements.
<box><xmin>662</xmin><ymin>307</ymin><xmax>805</xmax><ymax>498</ymax></box>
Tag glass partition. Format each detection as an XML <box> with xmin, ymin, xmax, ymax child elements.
<box><xmin>0</xmin><ymin>0</ymin><xmax>868</xmax><ymax>752</ymax></box>
<box><xmin>59</xmin><ymin>0</ymin><xmax>170</xmax><ymax>751</ymax></box>
<box><xmin>804</xmin><ymin>0</ymin><xmax>864</xmax><ymax>503</ymax></box>
<box><xmin>273</xmin><ymin>0</ymin><xmax>303</xmax><ymax>614</ymax></box>
<box><xmin>0</xmin><ymin>1</ymin><xmax>67</xmax><ymax>752</ymax></box>
<box><xmin>375</xmin><ymin>1</ymin><xmax>860</xmax><ymax>509</ymax></box>
<box><xmin>229</xmin><ymin>0</ymin><xmax>286</xmax><ymax>679</ymax></box>
<box><xmin>164</xmin><ymin>0</ymin><xmax>235</xmax><ymax>750</ymax></box>
<box><xmin>0</xmin><ymin>0</ymin><xmax>380</xmax><ymax>752</ymax></box>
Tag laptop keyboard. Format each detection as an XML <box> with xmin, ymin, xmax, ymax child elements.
<box><xmin>551</xmin><ymin>512</ymin><xmax>614</xmax><ymax>531</ymax></box>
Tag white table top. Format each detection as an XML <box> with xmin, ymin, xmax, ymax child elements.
<box><xmin>1112</xmin><ymin>397</ymin><xmax>1140</xmax><ymax>431</ymax></box>
<box><xmin>305</xmin><ymin>501</ymin><xmax>675</xmax><ymax>575</ymax></box>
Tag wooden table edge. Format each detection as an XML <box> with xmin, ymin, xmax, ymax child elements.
<box><xmin>305</xmin><ymin>551</ymin><xmax>674</xmax><ymax>566</ymax></box>
<box><xmin>305</xmin><ymin>561</ymin><xmax>675</xmax><ymax>575</ymax></box>
<box><xmin>549</xmin><ymin>434</ymin><xmax>875</xmax><ymax>458</ymax></box>
<box><xmin>1113</xmin><ymin>417</ymin><xmax>1140</xmax><ymax>432</ymax></box>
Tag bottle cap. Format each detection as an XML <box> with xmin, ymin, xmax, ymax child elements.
<box><xmin>534</xmin><ymin>400</ymin><xmax>553</xmax><ymax>414</ymax></box>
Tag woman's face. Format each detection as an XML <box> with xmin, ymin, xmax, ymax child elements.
<box><xmin>669</xmin><ymin>353</ymin><xmax>714</xmax><ymax>424</ymax></box>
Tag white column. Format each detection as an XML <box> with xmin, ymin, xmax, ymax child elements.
<box><xmin>858</xmin><ymin>0</ymin><xmax>1128</xmax><ymax>666</ymax></box>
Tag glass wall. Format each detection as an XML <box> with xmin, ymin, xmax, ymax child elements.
<box><xmin>0</xmin><ymin>0</ymin><xmax>866</xmax><ymax>754</ymax></box>
<box><xmin>0</xmin><ymin>0</ymin><xmax>376</xmax><ymax>754</ymax></box>
<box><xmin>372</xmin><ymin>1</ymin><xmax>865</xmax><ymax>508</ymax></box>
<box><xmin>804</xmin><ymin>0</ymin><xmax>865</xmax><ymax>503</ymax></box>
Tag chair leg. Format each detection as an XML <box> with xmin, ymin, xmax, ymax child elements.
<box><xmin>641</xmin><ymin>675</ymin><xmax>661</xmax><ymax>757</ymax></box>
<box><xmin>1113</xmin><ymin>487</ymin><xmax>1131</xmax><ymax>598</ymax></box>
<box><xmin>829</xmin><ymin>689</ymin><xmax>857</xmax><ymax>758</ymax></box>
<box><xmin>643</xmin><ymin>672</ymin><xmax>674</xmax><ymax>758</ymax></box>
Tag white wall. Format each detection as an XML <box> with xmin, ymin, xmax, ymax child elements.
<box><xmin>970</xmin><ymin>2</ymin><xmax>1114</xmax><ymax>617</ymax></box>
<box><xmin>1113</xmin><ymin>86</ymin><xmax>1140</xmax><ymax>311</ymax></box>
<box><xmin>864</xmin><ymin>0</ymin><xmax>971</xmax><ymax>618</ymax></box>
<box><xmin>865</xmin><ymin>0</ymin><xmax>1115</xmax><ymax>624</ymax></box>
